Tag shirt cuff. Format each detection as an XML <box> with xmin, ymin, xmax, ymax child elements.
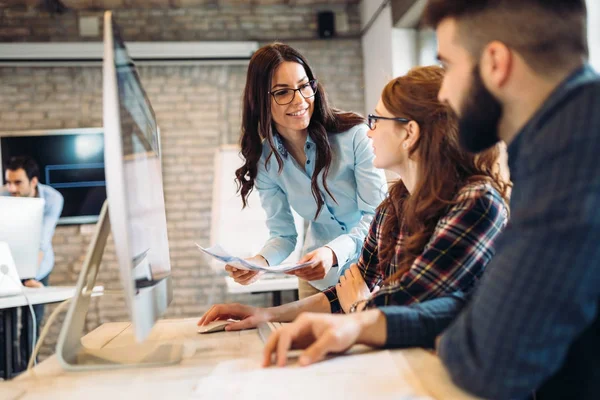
<box><xmin>379</xmin><ymin>307</ymin><xmax>436</xmax><ymax>349</ymax></box>
<box><xmin>325</xmin><ymin>234</ymin><xmax>356</xmax><ymax>267</ymax></box>
<box><xmin>258</xmin><ymin>245</ymin><xmax>285</xmax><ymax>267</ymax></box>
<box><xmin>322</xmin><ymin>285</ymin><xmax>343</xmax><ymax>313</ymax></box>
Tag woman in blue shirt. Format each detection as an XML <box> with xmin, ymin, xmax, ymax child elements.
<box><xmin>227</xmin><ymin>43</ymin><xmax>387</xmax><ymax>298</ymax></box>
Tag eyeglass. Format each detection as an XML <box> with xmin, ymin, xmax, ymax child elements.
<box><xmin>367</xmin><ymin>114</ymin><xmax>411</xmax><ymax>130</ymax></box>
<box><xmin>269</xmin><ymin>79</ymin><xmax>318</xmax><ymax>105</ymax></box>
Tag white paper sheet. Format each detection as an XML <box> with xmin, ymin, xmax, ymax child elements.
<box><xmin>190</xmin><ymin>351</ymin><xmax>435</xmax><ymax>400</ymax></box>
<box><xmin>196</xmin><ymin>244</ymin><xmax>315</xmax><ymax>273</ymax></box>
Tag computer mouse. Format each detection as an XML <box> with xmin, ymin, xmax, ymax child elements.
<box><xmin>197</xmin><ymin>320</ymin><xmax>232</xmax><ymax>334</ymax></box>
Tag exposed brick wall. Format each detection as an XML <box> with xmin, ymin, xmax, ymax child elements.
<box><xmin>0</xmin><ymin>5</ymin><xmax>365</xmax><ymax>361</ymax></box>
<box><xmin>0</xmin><ymin>3</ymin><xmax>361</xmax><ymax>42</ymax></box>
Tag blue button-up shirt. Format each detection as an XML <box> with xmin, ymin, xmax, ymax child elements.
<box><xmin>255</xmin><ymin>124</ymin><xmax>387</xmax><ymax>290</ymax></box>
<box><xmin>35</xmin><ymin>183</ymin><xmax>64</xmax><ymax>280</ymax></box>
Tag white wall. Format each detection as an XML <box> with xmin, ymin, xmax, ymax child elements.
<box><xmin>587</xmin><ymin>0</ymin><xmax>600</xmax><ymax>71</ymax></box>
<box><xmin>360</xmin><ymin>0</ymin><xmax>394</xmax><ymax>115</ymax></box>
<box><xmin>360</xmin><ymin>1</ymin><xmax>437</xmax><ymax>115</ymax></box>
<box><xmin>391</xmin><ymin>28</ymin><xmax>418</xmax><ymax>78</ymax></box>
<box><xmin>417</xmin><ymin>29</ymin><xmax>438</xmax><ymax>66</ymax></box>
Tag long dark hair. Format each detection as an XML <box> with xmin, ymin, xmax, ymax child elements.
<box><xmin>235</xmin><ymin>43</ymin><xmax>364</xmax><ymax>218</ymax></box>
<box><xmin>378</xmin><ymin>66</ymin><xmax>510</xmax><ymax>283</ymax></box>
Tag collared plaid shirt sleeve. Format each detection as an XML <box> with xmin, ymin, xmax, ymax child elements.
<box><xmin>370</xmin><ymin>185</ymin><xmax>507</xmax><ymax>308</ymax></box>
<box><xmin>323</xmin><ymin>208</ymin><xmax>385</xmax><ymax>313</ymax></box>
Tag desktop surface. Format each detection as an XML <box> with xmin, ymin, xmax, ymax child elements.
<box><xmin>4</xmin><ymin>317</ymin><xmax>482</xmax><ymax>400</ymax></box>
<box><xmin>0</xmin><ymin>286</ymin><xmax>75</xmax><ymax>309</ymax></box>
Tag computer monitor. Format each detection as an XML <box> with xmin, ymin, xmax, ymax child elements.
<box><xmin>0</xmin><ymin>197</ymin><xmax>44</xmax><ymax>279</ymax></box>
<box><xmin>103</xmin><ymin>8</ymin><xmax>172</xmax><ymax>342</ymax></box>
<box><xmin>0</xmin><ymin>242</ymin><xmax>24</xmax><ymax>297</ymax></box>
<box><xmin>56</xmin><ymin>11</ymin><xmax>181</xmax><ymax>370</ymax></box>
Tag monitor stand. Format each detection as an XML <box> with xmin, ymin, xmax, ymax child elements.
<box><xmin>56</xmin><ymin>201</ymin><xmax>183</xmax><ymax>371</ymax></box>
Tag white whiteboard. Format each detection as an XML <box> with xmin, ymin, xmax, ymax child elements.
<box><xmin>209</xmin><ymin>145</ymin><xmax>304</xmax><ymax>271</ymax></box>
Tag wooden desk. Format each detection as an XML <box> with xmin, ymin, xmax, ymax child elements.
<box><xmin>0</xmin><ymin>318</ymin><xmax>481</xmax><ymax>400</ymax></box>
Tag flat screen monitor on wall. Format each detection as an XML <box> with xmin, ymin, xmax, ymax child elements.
<box><xmin>0</xmin><ymin>128</ymin><xmax>106</xmax><ymax>225</ymax></box>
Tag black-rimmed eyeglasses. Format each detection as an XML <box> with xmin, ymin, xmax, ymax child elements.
<box><xmin>367</xmin><ymin>114</ymin><xmax>411</xmax><ymax>130</ymax></box>
<box><xmin>269</xmin><ymin>79</ymin><xmax>318</xmax><ymax>105</ymax></box>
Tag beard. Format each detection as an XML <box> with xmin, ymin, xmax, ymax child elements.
<box><xmin>457</xmin><ymin>65</ymin><xmax>503</xmax><ymax>153</ymax></box>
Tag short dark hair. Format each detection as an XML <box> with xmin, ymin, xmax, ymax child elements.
<box><xmin>423</xmin><ymin>0</ymin><xmax>588</xmax><ymax>75</ymax></box>
<box><xmin>5</xmin><ymin>156</ymin><xmax>40</xmax><ymax>182</ymax></box>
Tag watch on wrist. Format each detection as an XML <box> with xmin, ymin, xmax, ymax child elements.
<box><xmin>349</xmin><ymin>299</ymin><xmax>368</xmax><ymax>313</ymax></box>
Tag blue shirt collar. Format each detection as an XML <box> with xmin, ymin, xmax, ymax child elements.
<box><xmin>273</xmin><ymin>132</ymin><xmax>316</xmax><ymax>159</ymax></box>
<box><xmin>273</xmin><ymin>133</ymin><xmax>288</xmax><ymax>158</ymax></box>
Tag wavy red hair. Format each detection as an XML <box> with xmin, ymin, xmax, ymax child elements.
<box><xmin>378</xmin><ymin>66</ymin><xmax>510</xmax><ymax>283</ymax></box>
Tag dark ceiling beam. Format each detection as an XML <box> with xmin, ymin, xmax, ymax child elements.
<box><xmin>390</xmin><ymin>0</ymin><xmax>418</xmax><ymax>27</ymax></box>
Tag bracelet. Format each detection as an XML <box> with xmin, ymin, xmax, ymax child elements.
<box><xmin>349</xmin><ymin>299</ymin><xmax>368</xmax><ymax>313</ymax></box>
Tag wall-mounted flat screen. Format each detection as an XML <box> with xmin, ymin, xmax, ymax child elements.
<box><xmin>0</xmin><ymin>128</ymin><xmax>106</xmax><ymax>224</ymax></box>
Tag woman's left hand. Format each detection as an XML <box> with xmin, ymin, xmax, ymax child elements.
<box><xmin>336</xmin><ymin>264</ymin><xmax>371</xmax><ymax>313</ymax></box>
<box><xmin>288</xmin><ymin>247</ymin><xmax>338</xmax><ymax>281</ymax></box>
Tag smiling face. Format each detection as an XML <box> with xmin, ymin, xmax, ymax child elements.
<box><xmin>269</xmin><ymin>61</ymin><xmax>315</xmax><ymax>138</ymax></box>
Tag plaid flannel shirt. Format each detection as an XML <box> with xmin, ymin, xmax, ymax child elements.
<box><xmin>323</xmin><ymin>181</ymin><xmax>508</xmax><ymax>313</ymax></box>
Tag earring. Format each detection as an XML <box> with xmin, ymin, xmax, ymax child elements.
<box><xmin>402</xmin><ymin>143</ymin><xmax>408</xmax><ymax>149</ymax></box>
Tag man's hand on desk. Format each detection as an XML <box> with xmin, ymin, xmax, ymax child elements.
<box><xmin>225</xmin><ymin>255</ymin><xmax>267</xmax><ymax>285</ymax></box>
<box><xmin>262</xmin><ymin>309</ymin><xmax>387</xmax><ymax>368</ymax></box>
<box><xmin>198</xmin><ymin>303</ymin><xmax>273</xmax><ymax>331</ymax></box>
<box><xmin>23</xmin><ymin>279</ymin><xmax>44</xmax><ymax>288</ymax></box>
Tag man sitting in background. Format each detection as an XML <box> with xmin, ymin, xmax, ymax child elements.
<box><xmin>4</xmin><ymin>155</ymin><xmax>63</xmax><ymax>326</ymax></box>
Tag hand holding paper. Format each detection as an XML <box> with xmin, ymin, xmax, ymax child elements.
<box><xmin>196</xmin><ymin>244</ymin><xmax>316</xmax><ymax>273</ymax></box>
<box><xmin>289</xmin><ymin>246</ymin><xmax>337</xmax><ymax>281</ymax></box>
<box><xmin>226</xmin><ymin>256</ymin><xmax>266</xmax><ymax>285</ymax></box>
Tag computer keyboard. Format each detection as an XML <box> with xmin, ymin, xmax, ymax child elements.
<box><xmin>257</xmin><ymin>321</ymin><xmax>284</xmax><ymax>343</ymax></box>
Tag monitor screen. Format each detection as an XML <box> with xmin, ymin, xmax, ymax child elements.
<box><xmin>103</xmin><ymin>13</ymin><xmax>173</xmax><ymax>341</ymax></box>
<box><xmin>114</xmin><ymin>22</ymin><xmax>171</xmax><ymax>283</ymax></box>
<box><xmin>0</xmin><ymin>129</ymin><xmax>106</xmax><ymax>225</ymax></box>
